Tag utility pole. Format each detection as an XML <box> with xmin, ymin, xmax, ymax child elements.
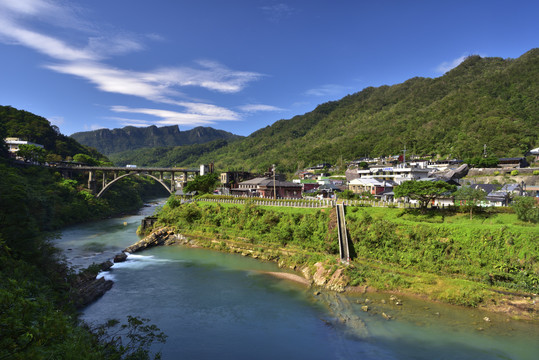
<box><xmin>402</xmin><ymin>145</ymin><xmax>407</xmax><ymax>165</ymax></box>
<box><xmin>273</xmin><ymin>164</ymin><xmax>277</xmax><ymax>200</ymax></box>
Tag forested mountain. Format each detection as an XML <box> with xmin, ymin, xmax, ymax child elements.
<box><xmin>70</xmin><ymin>125</ymin><xmax>242</xmax><ymax>155</ymax></box>
<box><xmin>111</xmin><ymin>49</ymin><xmax>538</xmax><ymax>173</ymax></box>
<box><xmin>0</xmin><ymin>105</ymin><xmax>104</xmax><ymax>160</ymax></box>
<box><xmin>109</xmin><ymin>138</ymin><xmax>232</xmax><ymax>167</ymax></box>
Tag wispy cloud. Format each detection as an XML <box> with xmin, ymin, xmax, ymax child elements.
<box><xmin>239</xmin><ymin>104</ymin><xmax>284</xmax><ymax>113</ymax></box>
<box><xmin>152</xmin><ymin>61</ymin><xmax>262</xmax><ymax>94</ymax></box>
<box><xmin>261</xmin><ymin>3</ymin><xmax>294</xmax><ymax>22</ymax></box>
<box><xmin>110</xmin><ymin>104</ymin><xmax>240</xmax><ymax>127</ymax></box>
<box><xmin>304</xmin><ymin>84</ymin><xmax>352</xmax><ymax>97</ymax></box>
<box><xmin>0</xmin><ymin>0</ymin><xmax>267</xmax><ymax>127</ymax></box>
<box><xmin>46</xmin><ymin>62</ymin><xmax>183</xmax><ymax>102</ymax></box>
<box><xmin>105</xmin><ymin>117</ymin><xmax>154</xmax><ymax>128</ymax></box>
<box><xmin>436</xmin><ymin>54</ymin><xmax>477</xmax><ymax>74</ymax></box>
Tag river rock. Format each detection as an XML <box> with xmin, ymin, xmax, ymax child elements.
<box><xmin>361</xmin><ymin>305</ymin><xmax>369</xmax><ymax>312</ymax></box>
<box><xmin>114</xmin><ymin>252</ymin><xmax>128</xmax><ymax>263</ymax></box>
<box><xmin>70</xmin><ymin>262</ymin><xmax>114</xmax><ymax>309</ymax></box>
<box><xmin>382</xmin><ymin>312</ymin><xmax>392</xmax><ymax>320</ymax></box>
<box><xmin>124</xmin><ymin>227</ymin><xmax>189</xmax><ymax>253</ymax></box>
<box><xmin>312</xmin><ymin>263</ymin><xmax>348</xmax><ymax>292</ymax></box>
<box><xmin>100</xmin><ymin>260</ymin><xmax>113</xmax><ymax>271</ymax></box>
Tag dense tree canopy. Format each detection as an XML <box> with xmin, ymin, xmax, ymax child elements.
<box><xmin>16</xmin><ymin>144</ymin><xmax>46</xmax><ymax>163</ymax></box>
<box><xmin>184</xmin><ymin>173</ymin><xmax>219</xmax><ymax>194</ymax></box>
<box><xmin>0</xmin><ymin>105</ymin><xmax>108</xmax><ymax>161</ymax></box>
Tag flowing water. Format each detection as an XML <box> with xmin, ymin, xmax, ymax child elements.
<box><xmin>54</xmin><ymin>200</ymin><xmax>538</xmax><ymax>359</ymax></box>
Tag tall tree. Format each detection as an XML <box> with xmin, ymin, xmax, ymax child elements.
<box><xmin>184</xmin><ymin>173</ymin><xmax>219</xmax><ymax>194</ymax></box>
<box><xmin>17</xmin><ymin>144</ymin><xmax>46</xmax><ymax>164</ymax></box>
<box><xmin>453</xmin><ymin>186</ymin><xmax>486</xmax><ymax>219</ymax></box>
<box><xmin>394</xmin><ymin>180</ymin><xmax>456</xmax><ymax>213</ymax></box>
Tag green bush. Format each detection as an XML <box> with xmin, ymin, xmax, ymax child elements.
<box><xmin>533</xmin><ymin>170</ymin><xmax>539</xmax><ymax>176</ymax></box>
<box><xmin>512</xmin><ymin>196</ymin><xmax>539</xmax><ymax>223</ymax></box>
<box><xmin>511</xmin><ymin>170</ymin><xmax>519</xmax><ymax>176</ymax></box>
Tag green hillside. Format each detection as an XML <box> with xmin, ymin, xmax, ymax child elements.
<box><xmin>0</xmin><ymin>105</ymin><xmax>106</xmax><ymax>161</ymax></box>
<box><xmin>71</xmin><ymin>124</ymin><xmax>242</xmax><ymax>155</ymax></box>
<box><xmin>111</xmin><ymin>49</ymin><xmax>538</xmax><ymax>173</ymax></box>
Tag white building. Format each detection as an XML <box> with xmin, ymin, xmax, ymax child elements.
<box><xmin>5</xmin><ymin>137</ymin><xmax>44</xmax><ymax>157</ymax></box>
<box><xmin>354</xmin><ymin>164</ymin><xmax>431</xmax><ymax>185</ymax></box>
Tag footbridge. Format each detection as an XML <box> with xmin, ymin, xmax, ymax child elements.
<box><xmin>336</xmin><ymin>204</ymin><xmax>351</xmax><ymax>264</ymax></box>
<box><xmin>55</xmin><ymin>166</ymin><xmax>200</xmax><ymax>198</ymax></box>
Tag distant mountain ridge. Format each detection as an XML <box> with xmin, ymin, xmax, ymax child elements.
<box><xmin>70</xmin><ymin>125</ymin><xmax>242</xmax><ymax>155</ymax></box>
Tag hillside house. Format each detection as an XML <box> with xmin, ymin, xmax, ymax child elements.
<box><xmin>232</xmin><ymin>177</ymin><xmax>302</xmax><ymax>199</ymax></box>
<box><xmin>498</xmin><ymin>157</ymin><xmax>529</xmax><ymax>168</ymax></box>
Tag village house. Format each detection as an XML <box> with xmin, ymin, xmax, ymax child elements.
<box><xmin>497</xmin><ymin>157</ymin><xmax>529</xmax><ymax>168</ymax></box>
<box><xmin>232</xmin><ymin>177</ymin><xmax>303</xmax><ymax>199</ymax></box>
<box><xmin>292</xmin><ymin>179</ymin><xmax>320</xmax><ymax>193</ymax></box>
<box><xmin>348</xmin><ymin>178</ymin><xmax>394</xmax><ymax>196</ymax></box>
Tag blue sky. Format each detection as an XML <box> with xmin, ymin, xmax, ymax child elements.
<box><xmin>0</xmin><ymin>0</ymin><xmax>537</xmax><ymax>137</ymax></box>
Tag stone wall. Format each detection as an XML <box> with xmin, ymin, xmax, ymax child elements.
<box><xmin>462</xmin><ymin>170</ymin><xmax>539</xmax><ymax>186</ymax></box>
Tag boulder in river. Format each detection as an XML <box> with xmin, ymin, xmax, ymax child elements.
<box><xmin>114</xmin><ymin>252</ymin><xmax>128</xmax><ymax>263</ymax></box>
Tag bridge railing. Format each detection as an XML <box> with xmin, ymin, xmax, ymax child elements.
<box><xmin>195</xmin><ymin>196</ymin><xmax>336</xmax><ymax>208</ymax></box>
<box><xmin>193</xmin><ymin>196</ymin><xmax>452</xmax><ymax>210</ymax></box>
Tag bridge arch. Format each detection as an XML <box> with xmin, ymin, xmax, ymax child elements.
<box><xmin>96</xmin><ymin>172</ymin><xmax>173</xmax><ymax>198</ymax></box>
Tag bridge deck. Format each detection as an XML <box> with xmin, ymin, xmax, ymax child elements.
<box><xmin>54</xmin><ymin>166</ymin><xmax>199</xmax><ymax>172</ymax></box>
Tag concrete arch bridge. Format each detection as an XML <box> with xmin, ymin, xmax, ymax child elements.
<box><xmin>55</xmin><ymin>166</ymin><xmax>200</xmax><ymax>198</ymax></box>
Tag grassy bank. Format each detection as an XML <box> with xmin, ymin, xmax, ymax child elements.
<box><xmin>153</xmin><ymin>198</ymin><xmax>538</xmax><ymax>316</ymax></box>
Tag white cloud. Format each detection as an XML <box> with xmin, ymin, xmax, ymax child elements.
<box><xmin>0</xmin><ymin>16</ymin><xmax>97</xmax><ymax>61</ymax></box>
<box><xmin>436</xmin><ymin>55</ymin><xmax>467</xmax><ymax>73</ymax></box>
<box><xmin>239</xmin><ymin>104</ymin><xmax>284</xmax><ymax>113</ymax></box>
<box><xmin>0</xmin><ymin>0</ymin><xmax>263</xmax><ymax>129</ymax></box>
<box><xmin>305</xmin><ymin>84</ymin><xmax>351</xmax><ymax>97</ymax></box>
<box><xmin>153</xmin><ymin>61</ymin><xmax>262</xmax><ymax>93</ymax></box>
<box><xmin>261</xmin><ymin>3</ymin><xmax>294</xmax><ymax>22</ymax></box>
<box><xmin>110</xmin><ymin>104</ymin><xmax>240</xmax><ymax>127</ymax></box>
<box><xmin>86</xmin><ymin>35</ymin><xmax>145</xmax><ymax>57</ymax></box>
<box><xmin>0</xmin><ymin>0</ymin><xmax>64</xmax><ymax>18</ymax></box>
<box><xmin>46</xmin><ymin>61</ymin><xmax>180</xmax><ymax>101</ymax></box>
<box><xmin>90</xmin><ymin>124</ymin><xmax>105</xmax><ymax>130</ymax></box>
<box><xmin>48</xmin><ymin>116</ymin><xmax>64</xmax><ymax>126</ymax></box>
<box><xmin>105</xmin><ymin>117</ymin><xmax>154</xmax><ymax>128</ymax></box>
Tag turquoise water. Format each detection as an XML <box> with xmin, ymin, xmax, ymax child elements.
<box><xmin>54</xmin><ymin>201</ymin><xmax>538</xmax><ymax>359</ymax></box>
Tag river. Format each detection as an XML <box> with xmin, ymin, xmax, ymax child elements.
<box><xmin>54</xmin><ymin>199</ymin><xmax>538</xmax><ymax>360</ymax></box>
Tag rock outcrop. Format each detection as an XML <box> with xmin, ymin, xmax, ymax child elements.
<box><xmin>124</xmin><ymin>227</ymin><xmax>191</xmax><ymax>253</ymax></box>
<box><xmin>311</xmin><ymin>262</ymin><xmax>349</xmax><ymax>292</ymax></box>
<box><xmin>70</xmin><ymin>261</ymin><xmax>113</xmax><ymax>309</ymax></box>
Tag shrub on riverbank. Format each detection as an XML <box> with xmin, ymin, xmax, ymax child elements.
<box><xmin>157</xmin><ymin>200</ymin><xmax>338</xmax><ymax>254</ymax></box>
